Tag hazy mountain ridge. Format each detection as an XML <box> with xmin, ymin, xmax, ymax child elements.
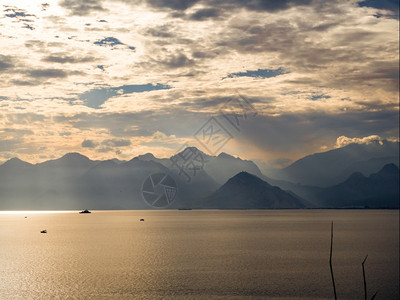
<box><xmin>272</xmin><ymin>141</ymin><xmax>399</xmax><ymax>187</ymax></box>
<box><xmin>313</xmin><ymin>163</ymin><xmax>399</xmax><ymax>208</ymax></box>
<box><xmin>0</xmin><ymin>142</ymin><xmax>398</xmax><ymax>209</ymax></box>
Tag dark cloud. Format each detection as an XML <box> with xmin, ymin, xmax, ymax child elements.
<box><xmin>82</xmin><ymin>139</ymin><xmax>98</xmax><ymax>148</ymax></box>
<box><xmin>161</xmin><ymin>53</ymin><xmax>194</xmax><ymax>68</ymax></box>
<box><xmin>42</xmin><ymin>53</ymin><xmax>96</xmax><ymax>64</ymax></box>
<box><xmin>210</xmin><ymin>0</ymin><xmax>313</xmax><ymax>12</ymax></box>
<box><xmin>5</xmin><ymin>113</ymin><xmax>47</xmax><ymax>125</ymax></box>
<box><xmin>0</xmin><ymin>55</ymin><xmax>15</xmax><ymax>71</ymax></box>
<box><xmin>102</xmin><ymin>139</ymin><xmax>131</xmax><ymax>147</ymax></box>
<box><xmin>59</xmin><ymin>0</ymin><xmax>106</xmax><ymax>16</ymax></box>
<box><xmin>236</xmin><ymin>109</ymin><xmax>399</xmax><ymax>154</ymax></box>
<box><xmin>144</xmin><ymin>25</ymin><xmax>176</xmax><ymax>38</ymax></box>
<box><xmin>1</xmin><ymin>128</ymin><xmax>34</xmax><ymax>136</ymax></box>
<box><xmin>59</xmin><ymin>132</ymin><xmax>72</xmax><ymax>136</ymax></box>
<box><xmin>11</xmin><ymin>80</ymin><xmax>40</xmax><ymax>86</ymax></box>
<box><xmin>54</xmin><ymin>110</ymin><xmax>203</xmax><ymax>138</ymax></box>
<box><xmin>0</xmin><ymin>139</ymin><xmax>20</xmax><ymax>152</ymax></box>
<box><xmin>145</xmin><ymin>0</ymin><xmax>199</xmax><ymax>10</ymax></box>
<box><xmin>24</xmin><ymin>40</ymin><xmax>47</xmax><ymax>51</ymax></box>
<box><xmin>141</xmin><ymin>0</ymin><xmax>312</xmax><ymax>13</ymax></box>
<box><xmin>191</xmin><ymin>51</ymin><xmax>217</xmax><ymax>59</ymax></box>
<box><xmin>29</xmin><ymin>69</ymin><xmax>68</xmax><ymax>78</ymax></box>
<box><xmin>189</xmin><ymin>8</ymin><xmax>221</xmax><ymax>20</ymax></box>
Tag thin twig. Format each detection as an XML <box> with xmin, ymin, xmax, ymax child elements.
<box><xmin>370</xmin><ymin>290</ymin><xmax>378</xmax><ymax>300</ymax></box>
<box><xmin>330</xmin><ymin>221</ymin><xmax>337</xmax><ymax>300</ymax></box>
<box><xmin>362</xmin><ymin>255</ymin><xmax>368</xmax><ymax>300</ymax></box>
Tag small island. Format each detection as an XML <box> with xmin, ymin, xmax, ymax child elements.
<box><xmin>79</xmin><ymin>209</ymin><xmax>91</xmax><ymax>214</ymax></box>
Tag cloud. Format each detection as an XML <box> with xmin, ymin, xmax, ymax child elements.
<box><xmin>205</xmin><ymin>0</ymin><xmax>313</xmax><ymax>12</ymax></box>
<box><xmin>0</xmin><ymin>55</ymin><xmax>15</xmax><ymax>71</ymax></box>
<box><xmin>161</xmin><ymin>53</ymin><xmax>194</xmax><ymax>68</ymax></box>
<box><xmin>59</xmin><ymin>0</ymin><xmax>106</xmax><ymax>16</ymax></box>
<box><xmin>28</xmin><ymin>69</ymin><xmax>68</xmax><ymax>78</ymax></box>
<box><xmin>189</xmin><ymin>8</ymin><xmax>221</xmax><ymax>20</ymax></box>
<box><xmin>144</xmin><ymin>25</ymin><xmax>176</xmax><ymax>38</ymax></box>
<box><xmin>102</xmin><ymin>139</ymin><xmax>131</xmax><ymax>147</ymax></box>
<box><xmin>0</xmin><ymin>0</ymin><xmax>397</xmax><ymax>164</ymax></box>
<box><xmin>42</xmin><ymin>53</ymin><xmax>96</xmax><ymax>64</ymax></box>
<box><xmin>145</xmin><ymin>0</ymin><xmax>199</xmax><ymax>11</ymax></box>
<box><xmin>81</xmin><ymin>139</ymin><xmax>98</xmax><ymax>148</ymax></box>
<box><xmin>230</xmin><ymin>108</ymin><xmax>399</xmax><ymax>161</ymax></box>
<box><xmin>335</xmin><ymin>135</ymin><xmax>384</xmax><ymax>148</ymax></box>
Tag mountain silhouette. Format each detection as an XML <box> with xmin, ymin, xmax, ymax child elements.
<box><xmin>273</xmin><ymin>141</ymin><xmax>399</xmax><ymax>187</ymax></box>
<box><xmin>0</xmin><ymin>144</ymin><xmax>398</xmax><ymax>210</ymax></box>
<box><xmin>314</xmin><ymin>163</ymin><xmax>399</xmax><ymax>208</ymax></box>
<box><xmin>197</xmin><ymin>172</ymin><xmax>306</xmax><ymax>209</ymax></box>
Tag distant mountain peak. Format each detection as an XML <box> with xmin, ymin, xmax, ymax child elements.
<box><xmin>2</xmin><ymin>157</ymin><xmax>32</xmax><ymax>167</ymax></box>
<box><xmin>7</xmin><ymin>157</ymin><xmax>24</xmax><ymax>163</ymax></box>
<box><xmin>217</xmin><ymin>152</ymin><xmax>235</xmax><ymax>159</ymax></box>
<box><xmin>136</xmin><ymin>153</ymin><xmax>156</xmax><ymax>160</ymax></box>
<box><xmin>173</xmin><ymin>146</ymin><xmax>211</xmax><ymax>159</ymax></box>
<box><xmin>378</xmin><ymin>163</ymin><xmax>399</xmax><ymax>174</ymax></box>
<box><xmin>224</xmin><ymin>171</ymin><xmax>272</xmax><ymax>188</ymax></box>
<box><xmin>231</xmin><ymin>171</ymin><xmax>258</xmax><ymax>180</ymax></box>
<box><xmin>345</xmin><ymin>171</ymin><xmax>367</xmax><ymax>184</ymax></box>
<box><xmin>201</xmin><ymin>171</ymin><xmax>305</xmax><ymax>209</ymax></box>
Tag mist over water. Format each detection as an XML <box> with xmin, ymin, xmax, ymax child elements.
<box><xmin>0</xmin><ymin>210</ymin><xmax>398</xmax><ymax>299</ymax></box>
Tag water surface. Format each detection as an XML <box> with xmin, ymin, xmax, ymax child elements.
<box><xmin>0</xmin><ymin>210</ymin><xmax>398</xmax><ymax>299</ymax></box>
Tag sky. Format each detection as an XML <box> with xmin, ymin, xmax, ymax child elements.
<box><xmin>0</xmin><ymin>0</ymin><xmax>398</xmax><ymax>168</ymax></box>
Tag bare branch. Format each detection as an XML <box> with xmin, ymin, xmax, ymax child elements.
<box><xmin>362</xmin><ymin>255</ymin><xmax>368</xmax><ymax>300</ymax></box>
<box><xmin>330</xmin><ymin>221</ymin><xmax>337</xmax><ymax>300</ymax></box>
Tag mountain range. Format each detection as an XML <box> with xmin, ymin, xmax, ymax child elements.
<box><xmin>270</xmin><ymin>140</ymin><xmax>399</xmax><ymax>187</ymax></box>
<box><xmin>0</xmin><ymin>141</ymin><xmax>398</xmax><ymax>210</ymax></box>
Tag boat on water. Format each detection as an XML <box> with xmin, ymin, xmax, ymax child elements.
<box><xmin>79</xmin><ymin>209</ymin><xmax>91</xmax><ymax>214</ymax></box>
<box><xmin>40</xmin><ymin>230</ymin><xmax>47</xmax><ymax>233</ymax></box>
<box><xmin>140</xmin><ymin>218</ymin><xmax>145</xmax><ymax>221</ymax></box>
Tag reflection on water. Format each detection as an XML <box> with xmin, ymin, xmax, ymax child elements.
<box><xmin>0</xmin><ymin>211</ymin><xmax>77</xmax><ymax>215</ymax></box>
<box><xmin>0</xmin><ymin>210</ymin><xmax>398</xmax><ymax>299</ymax></box>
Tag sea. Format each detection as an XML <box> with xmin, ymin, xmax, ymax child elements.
<box><xmin>0</xmin><ymin>210</ymin><xmax>398</xmax><ymax>299</ymax></box>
